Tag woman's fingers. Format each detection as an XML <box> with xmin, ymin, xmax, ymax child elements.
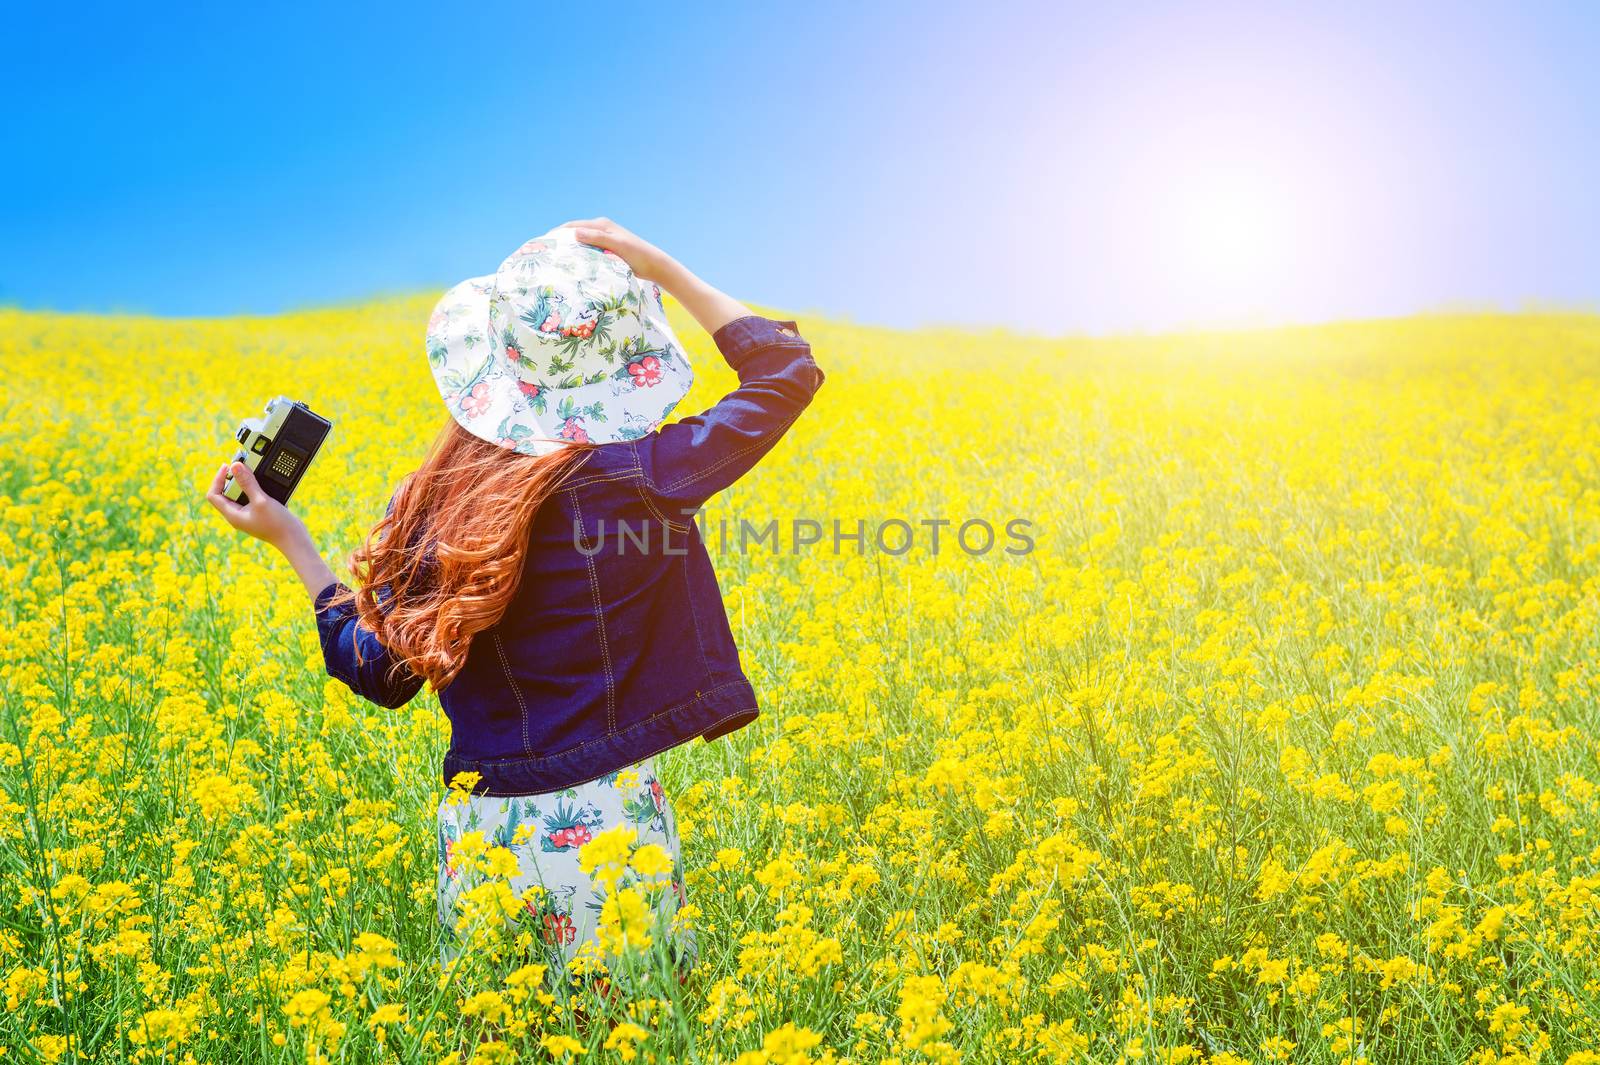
<box><xmin>576</xmin><ymin>228</ymin><xmax>617</xmax><ymax>249</ymax></box>
<box><xmin>205</xmin><ymin>463</ymin><xmax>244</xmax><ymax>527</ymax></box>
<box><xmin>556</xmin><ymin>217</ymin><xmax>663</xmax><ymax>279</ymax></box>
<box><xmin>559</xmin><ymin>217</ymin><xmax>626</xmax><ymax>249</ymax></box>
<box><xmin>205</xmin><ymin>461</ymin><xmax>258</xmax><ymax>512</ymax></box>
<box><xmin>559</xmin><ymin>217</ymin><xmax>613</xmax><ymax>241</ymax></box>
<box><xmin>205</xmin><ymin>463</ymin><xmax>240</xmax><ymax>511</ymax></box>
<box><xmin>229</xmin><ymin>460</ymin><xmax>263</xmax><ymax>499</ymax></box>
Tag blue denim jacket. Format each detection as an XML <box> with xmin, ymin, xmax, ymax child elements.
<box><xmin>314</xmin><ymin>314</ymin><xmax>825</xmax><ymax>795</ymax></box>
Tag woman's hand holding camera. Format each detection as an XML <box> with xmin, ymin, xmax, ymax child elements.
<box><xmin>205</xmin><ymin>461</ymin><xmax>303</xmax><ymax>546</ymax></box>
<box><xmin>205</xmin><ymin>460</ymin><xmax>339</xmax><ymax>598</ymax></box>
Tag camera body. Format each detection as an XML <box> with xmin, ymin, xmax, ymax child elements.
<box><xmin>223</xmin><ymin>397</ymin><xmax>332</xmax><ymax>506</ymax></box>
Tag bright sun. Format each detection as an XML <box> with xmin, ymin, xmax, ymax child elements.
<box><xmin>1163</xmin><ymin>168</ymin><xmax>1295</xmax><ymax>315</ymax></box>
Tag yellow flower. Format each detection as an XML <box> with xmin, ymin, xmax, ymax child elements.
<box><xmin>578</xmin><ymin>824</ymin><xmax>636</xmax><ymax>890</ymax></box>
<box><xmin>369</xmin><ymin>1003</ymin><xmax>406</xmax><ymax>1026</ymax></box>
<box><xmin>630</xmin><ymin>842</ymin><xmax>674</xmax><ymax>879</ymax></box>
<box><xmin>604</xmin><ymin>1021</ymin><xmax>653</xmax><ymax>1062</ymax></box>
<box><xmin>897</xmin><ymin>974</ymin><xmax>953</xmax><ymax>1051</ymax></box>
<box><xmin>446</xmin><ymin>772</ymin><xmax>483</xmax><ymax>806</ymax></box>
<box><xmin>126</xmin><ymin>1007</ymin><xmax>196</xmax><ymax>1048</ymax></box>
<box><xmin>352</xmin><ymin>932</ymin><xmax>400</xmax><ymax>969</ymax></box>
<box><xmin>541</xmin><ymin>1033</ymin><xmax>587</xmax><ymax>1059</ymax></box>
<box><xmin>33</xmin><ymin>1035</ymin><xmax>68</xmax><ymax>1064</ymax></box>
<box><xmin>283</xmin><ymin>988</ymin><xmax>332</xmax><ymax>1027</ymax></box>
<box><xmin>469</xmin><ymin>1042</ymin><xmax>517</xmax><ymax>1065</ymax></box>
<box><xmin>485</xmin><ymin>845</ymin><xmax>522</xmax><ymax>880</ymax></box>
<box><xmin>597</xmin><ymin>885</ymin><xmax>655</xmax><ymax>955</ymax></box>
<box><xmin>735</xmin><ymin>1022</ymin><xmax>825</xmax><ymax>1065</ymax></box>
<box><xmin>190</xmin><ymin>771</ymin><xmax>256</xmax><ymax>819</ymax></box>
<box><xmin>5</xmin><ymin>966</ymin><xmax>46</xmax><ymax>1010</ymax></box>
<box><xmin>461</xmin><ymin>990</ymin><xmax>509</xmax><ymax>1024</ymax></box>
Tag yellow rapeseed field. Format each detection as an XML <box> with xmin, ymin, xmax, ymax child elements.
<box><xmin>3</xmin><ymin>300</ymin><xmax>1600</xmax><ymax>1064</ymax></box>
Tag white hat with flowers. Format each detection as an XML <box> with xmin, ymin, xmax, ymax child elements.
<box><xmin>425</xmin><ymin>224</ymin><xmax>694</xmax><ymax>455</ymax></box>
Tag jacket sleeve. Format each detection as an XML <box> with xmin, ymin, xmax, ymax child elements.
<box><xmin>634</xmin><ymin>314</ymin><xmax>826</xmax><ymax>514</ymax></box>
<box><xmin>311</xmin><ymin>489</ymin><xmax>426</xmax><ymax>709</ymax></box>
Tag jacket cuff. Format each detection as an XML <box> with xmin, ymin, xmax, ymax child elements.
<box><xmin>711</xmin><ymin>315</ymin><xmax>809</xmax><ymax>372</ymax></box>
<box><xmin>314</xmin><ymin>579</ymin><xmax>351</xmax><ymax>616</ymax></box>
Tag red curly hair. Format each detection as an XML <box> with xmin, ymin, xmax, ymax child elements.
<box><xmin>324</xmin><ymin>417</ymin><xmax>596</xmax><ymax>692</ymax></box>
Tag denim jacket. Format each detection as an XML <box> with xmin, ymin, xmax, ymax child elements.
<box><xmin>314</xmin><ymin>314</ymin><xmax>825</xmax><ymax>795</ymax></box>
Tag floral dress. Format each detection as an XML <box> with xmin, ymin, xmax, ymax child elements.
<box><xmin>435</xmin><ymin>756</ymin><xmax>696</xmax><ymax>992</ymax></box>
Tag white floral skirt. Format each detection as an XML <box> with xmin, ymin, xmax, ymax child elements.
<box><xmin>435</xmin><ymin>756</ymin><xmax>697</xmax><ymax>989</ymax></box>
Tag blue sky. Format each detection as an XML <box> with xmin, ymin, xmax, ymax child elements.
<box><xmin>4</xmin><ymin>1</ymin><xmax>1597</xmax><ymax>334</ymax></box>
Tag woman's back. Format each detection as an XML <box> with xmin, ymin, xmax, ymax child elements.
<box><xmin>314</xmin><ymin>313</ymin><xmax>826</xmax><ymax>795</ymax></box>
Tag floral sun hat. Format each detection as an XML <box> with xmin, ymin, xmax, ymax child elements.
<box><xmin>425</xmin><ymin>224</ymin><xmax>694</xmax><ymax>455</ymax></box>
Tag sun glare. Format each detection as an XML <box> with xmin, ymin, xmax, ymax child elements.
<box><xmin>1091</xmin><ymin>116</ymin><xmax>1341</xmax><ymax>330</ymax></box>
<box><xmin>1161</xmin><ymin>167</ymin><xmax>1296</xmax><ymax>320</ymax></box>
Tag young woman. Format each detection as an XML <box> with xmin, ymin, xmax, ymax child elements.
<box><xmin>205</xmin><ymin>217</ymin><xmax>825</xmax><ymax>990</ymax></box>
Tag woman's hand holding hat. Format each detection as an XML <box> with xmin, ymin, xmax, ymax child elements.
<box><xmin>559</xmin><ymin>216</ymin><xmax>754</xmax><ymax>342</ymax></box>
<box><xmin>558</xmin><ymin>217</ymin><xmax>679</xmax><ymax>285</ymax></box>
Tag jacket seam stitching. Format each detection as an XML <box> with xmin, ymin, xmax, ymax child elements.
<box><xmin>492</xmin><ymin>631</ymin><xmax>535</xmax><ymax>758</ymax></box>
<box><xmin>564</xmin><ymin>468</ymin><xmax>641</xmax><ymax>490</ymax></box>
<box><xmin>695</xmin><ymin>704</ymin><xmax>760</xmax><ymax>741</ymax></box>
<box><xmin>659</xmin><ymin>409</ymin><xmax>803</xmax><ymax>494</ymax></box>
<box><xmin>570</xmin><ymin>489</ymin><xmax>618</xmax><ymax>734</ymax></box>
<box><xmin>679</xmin><ymin>550</ymin><xmax>716</xmax><ymax>678</ymax></box>
<box><xmin>635</xmin><ymin>482</ymin><xmax>690</xmax><ymax>534</ymax></box>
<box><xmin>448</xmin><ymin>680</ymin><xmax>748</xmax><ymax>768</ymax></box>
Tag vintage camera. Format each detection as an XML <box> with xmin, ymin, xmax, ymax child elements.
<box><xmin>223</xmin><ymin>397</ymin><xmax>332</xmax><ymax>506</ymax></box>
